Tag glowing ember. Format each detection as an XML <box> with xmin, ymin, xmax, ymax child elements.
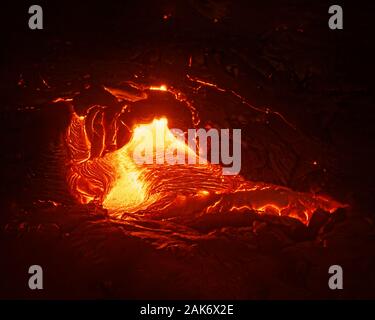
<box><xmin>64</xmin><ymin>83</ymin><xmax>345</xmax><ymax>223</ymax></box>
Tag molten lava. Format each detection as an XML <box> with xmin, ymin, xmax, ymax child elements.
<box><xmin>65</xmin><ymin>84</ymin><xmax>344</xmax><ymax>224</ymax></box>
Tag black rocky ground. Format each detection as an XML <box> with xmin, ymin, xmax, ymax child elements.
<box><xmin>1</xmin><ymin>202</ymin><xmax>375</xmax><ymax>299</ymax></box>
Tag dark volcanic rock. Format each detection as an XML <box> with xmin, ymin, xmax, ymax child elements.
<box><xmin>308</xmin><ymin>209</ymin><xmax>330</xmax><ymax>237</ymax></box>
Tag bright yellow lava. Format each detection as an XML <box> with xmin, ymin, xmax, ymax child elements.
<box><xmin>103</xmin><ymin>118</ymin><xmax>199</xmax><ymax>212</ymax></box>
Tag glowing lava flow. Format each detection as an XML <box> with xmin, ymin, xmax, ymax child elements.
<box><xmin>66</xmin><ymin>104</ymin><xmax>345</xmax><ymax>223</ymax></box>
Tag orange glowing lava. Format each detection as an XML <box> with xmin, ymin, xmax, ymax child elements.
<box><xmin>65</xmin><ymin>87</ymin><xmax>345</xmax><ymax>224</ymax></box>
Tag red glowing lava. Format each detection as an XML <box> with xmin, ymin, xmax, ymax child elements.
<box><xmin>63</xmin><ymin>82</ymin><xmax>345</xmax><ymax>223</ymax></box>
